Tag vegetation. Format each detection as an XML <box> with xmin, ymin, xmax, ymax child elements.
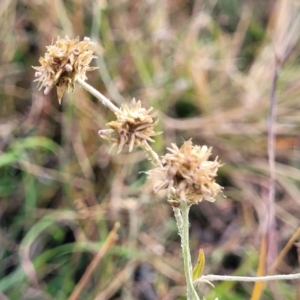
<box><xmin>1</xmin><ymin>0</ymin><xmax>300</xmax><ymax>299</ymax></box>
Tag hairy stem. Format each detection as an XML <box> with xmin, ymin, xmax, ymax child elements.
<box><xmin>195</xmin><ymin>272</ymin><xmax>300</xmax><ymax>284</ymax></box>
<box><xmin>140</xmin><ymin>140</ymin><xmax>162</xmax><ymax>168</ymax></box>
<box><xmin>77</xmin><ymin>78</ymin><xmax>120</xmax><ymax>113</ymax></box>
<box><xmin>174</xmin><ymin>203</ymin><xmax>200</xmax><ymax>300</ymax></box>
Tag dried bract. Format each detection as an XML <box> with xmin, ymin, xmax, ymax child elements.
<box><xmin>99</xmin><ymin>98</ymin><xmax>160</xmax><ymax>153</ymax></box>
<box><xmin>33</xmin><ymin>36</ymin><xmax>98</xmax><ymax>103</ymax></box>
<box><xmin>148</xmin><ymin>140</ymin><xmax>223</xmax><ymax>205</ymax></box>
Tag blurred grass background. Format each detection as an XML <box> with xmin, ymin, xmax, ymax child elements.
<box><xmin>1</xmin><ymin>0</ymin><xmax>300</xmax><ymax>299</ymax></box>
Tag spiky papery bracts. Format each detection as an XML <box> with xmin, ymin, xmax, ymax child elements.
<box><xmin>33</xmin><ymin>36</ymin><xmax>98</xmax><ymax>103</ymax></box>
<box><xmin>148</xmin><ymin>140</ymin><xmax>223</xmax><ymax>205</ymax></box>
<box><xmin>99</xmin><ymin>99</ymin><xmax>160</xmax><ymax>153</ymax></box>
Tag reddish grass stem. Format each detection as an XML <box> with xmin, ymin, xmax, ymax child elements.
<box><xmin>68</xmin><ymin>222</ymin><xmax>120</xmax><ymax>300</ymax></box>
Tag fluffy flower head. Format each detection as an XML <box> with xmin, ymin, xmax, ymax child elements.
<box><xmin>99</xmin><ymin>98</ymin><xmax>160</xmax><ymax>153</ymax></box>
<box><xmin>33</xmin><ymin>36</ymin><xmax>97</xmax><ymax>103</ymax></box>
<box><xmin>148</xmin><ymin>140</ymin><xmax>223</xmax><ymax>205</ymax></box>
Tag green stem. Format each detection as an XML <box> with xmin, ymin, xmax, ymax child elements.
<box><xmin>174</xmin><ymin>203</ymin><xmax>200</xmax><ymax>300</ymax></box>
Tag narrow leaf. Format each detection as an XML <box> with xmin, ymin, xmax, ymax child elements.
<box><xmin>192</xmin><ymin>247</ymin><xmax>205</xmax><ymax>281</ymax></box>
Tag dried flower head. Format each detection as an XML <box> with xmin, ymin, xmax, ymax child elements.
<box><xmin>99</xmin><ymin>98</ymin><xmax>160</xmax><ymax>153</ymax></box>
<box><xmin>33</xmin><ymin>36</ymin><xmax>98</xmax><ymax>103</ymax></box>
<box><xmin>148</xmin><ymin>140</ymin><xmax>223</xmax><ymax>205</ymax></box>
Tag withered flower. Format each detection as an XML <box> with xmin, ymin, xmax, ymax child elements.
<box><xmin>148</xmin><ymin>140</ymin><xmax>223</xmax><ymax>205</ymax></box>
<box><xmin>99</xmin><ymin>98</ymin><xmax>160</xmax><ymax>153</ymax></box>
<box><xmin>33</xmin><ymin>36</ymin><xmax>98</xmax><ymax>103</ymax></box>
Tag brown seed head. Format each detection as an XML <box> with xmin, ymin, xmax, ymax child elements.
<box><xmin>148</xmin><ymin>140</ymin><xmax>223</xmax><ymax>205</ymax></box>
<box><xmin>99</xmin><ymin>98</ymin><xmax>160</xmax><ymax>153</ymax></box>
<box><xmin>33</xmin><ymin>36</ymin><xmax>98</xmax><ymax>103</ymax></box>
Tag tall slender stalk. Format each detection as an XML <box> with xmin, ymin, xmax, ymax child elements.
<box><xmin>174</xmin><ymin>202</ymin><xmax>200</xmax><ymax>300</ymax></box>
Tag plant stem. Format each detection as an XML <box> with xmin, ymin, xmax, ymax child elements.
<box><xmin>77</xmin><ymin>78</ymin><xmax>120</xmax><ymax>114</ymax></box>
<box><xmin>195</xmin><ymin>272</ymin><xmax>300</xmax><ymax>283</ymax></box>
<box><xmin>140</xmin><ymin>140</ymin><xmax>162</xmax><ymax>168</ymax></box>
<box><xmin>174</xmin><ymin>202</ymin><xmax>200</xmax><ymax>300</ymax></box>
<box><xmin>68</xmin><ymin>222</ymin><xmax>120</xmax><ymax>300</ymax></box>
